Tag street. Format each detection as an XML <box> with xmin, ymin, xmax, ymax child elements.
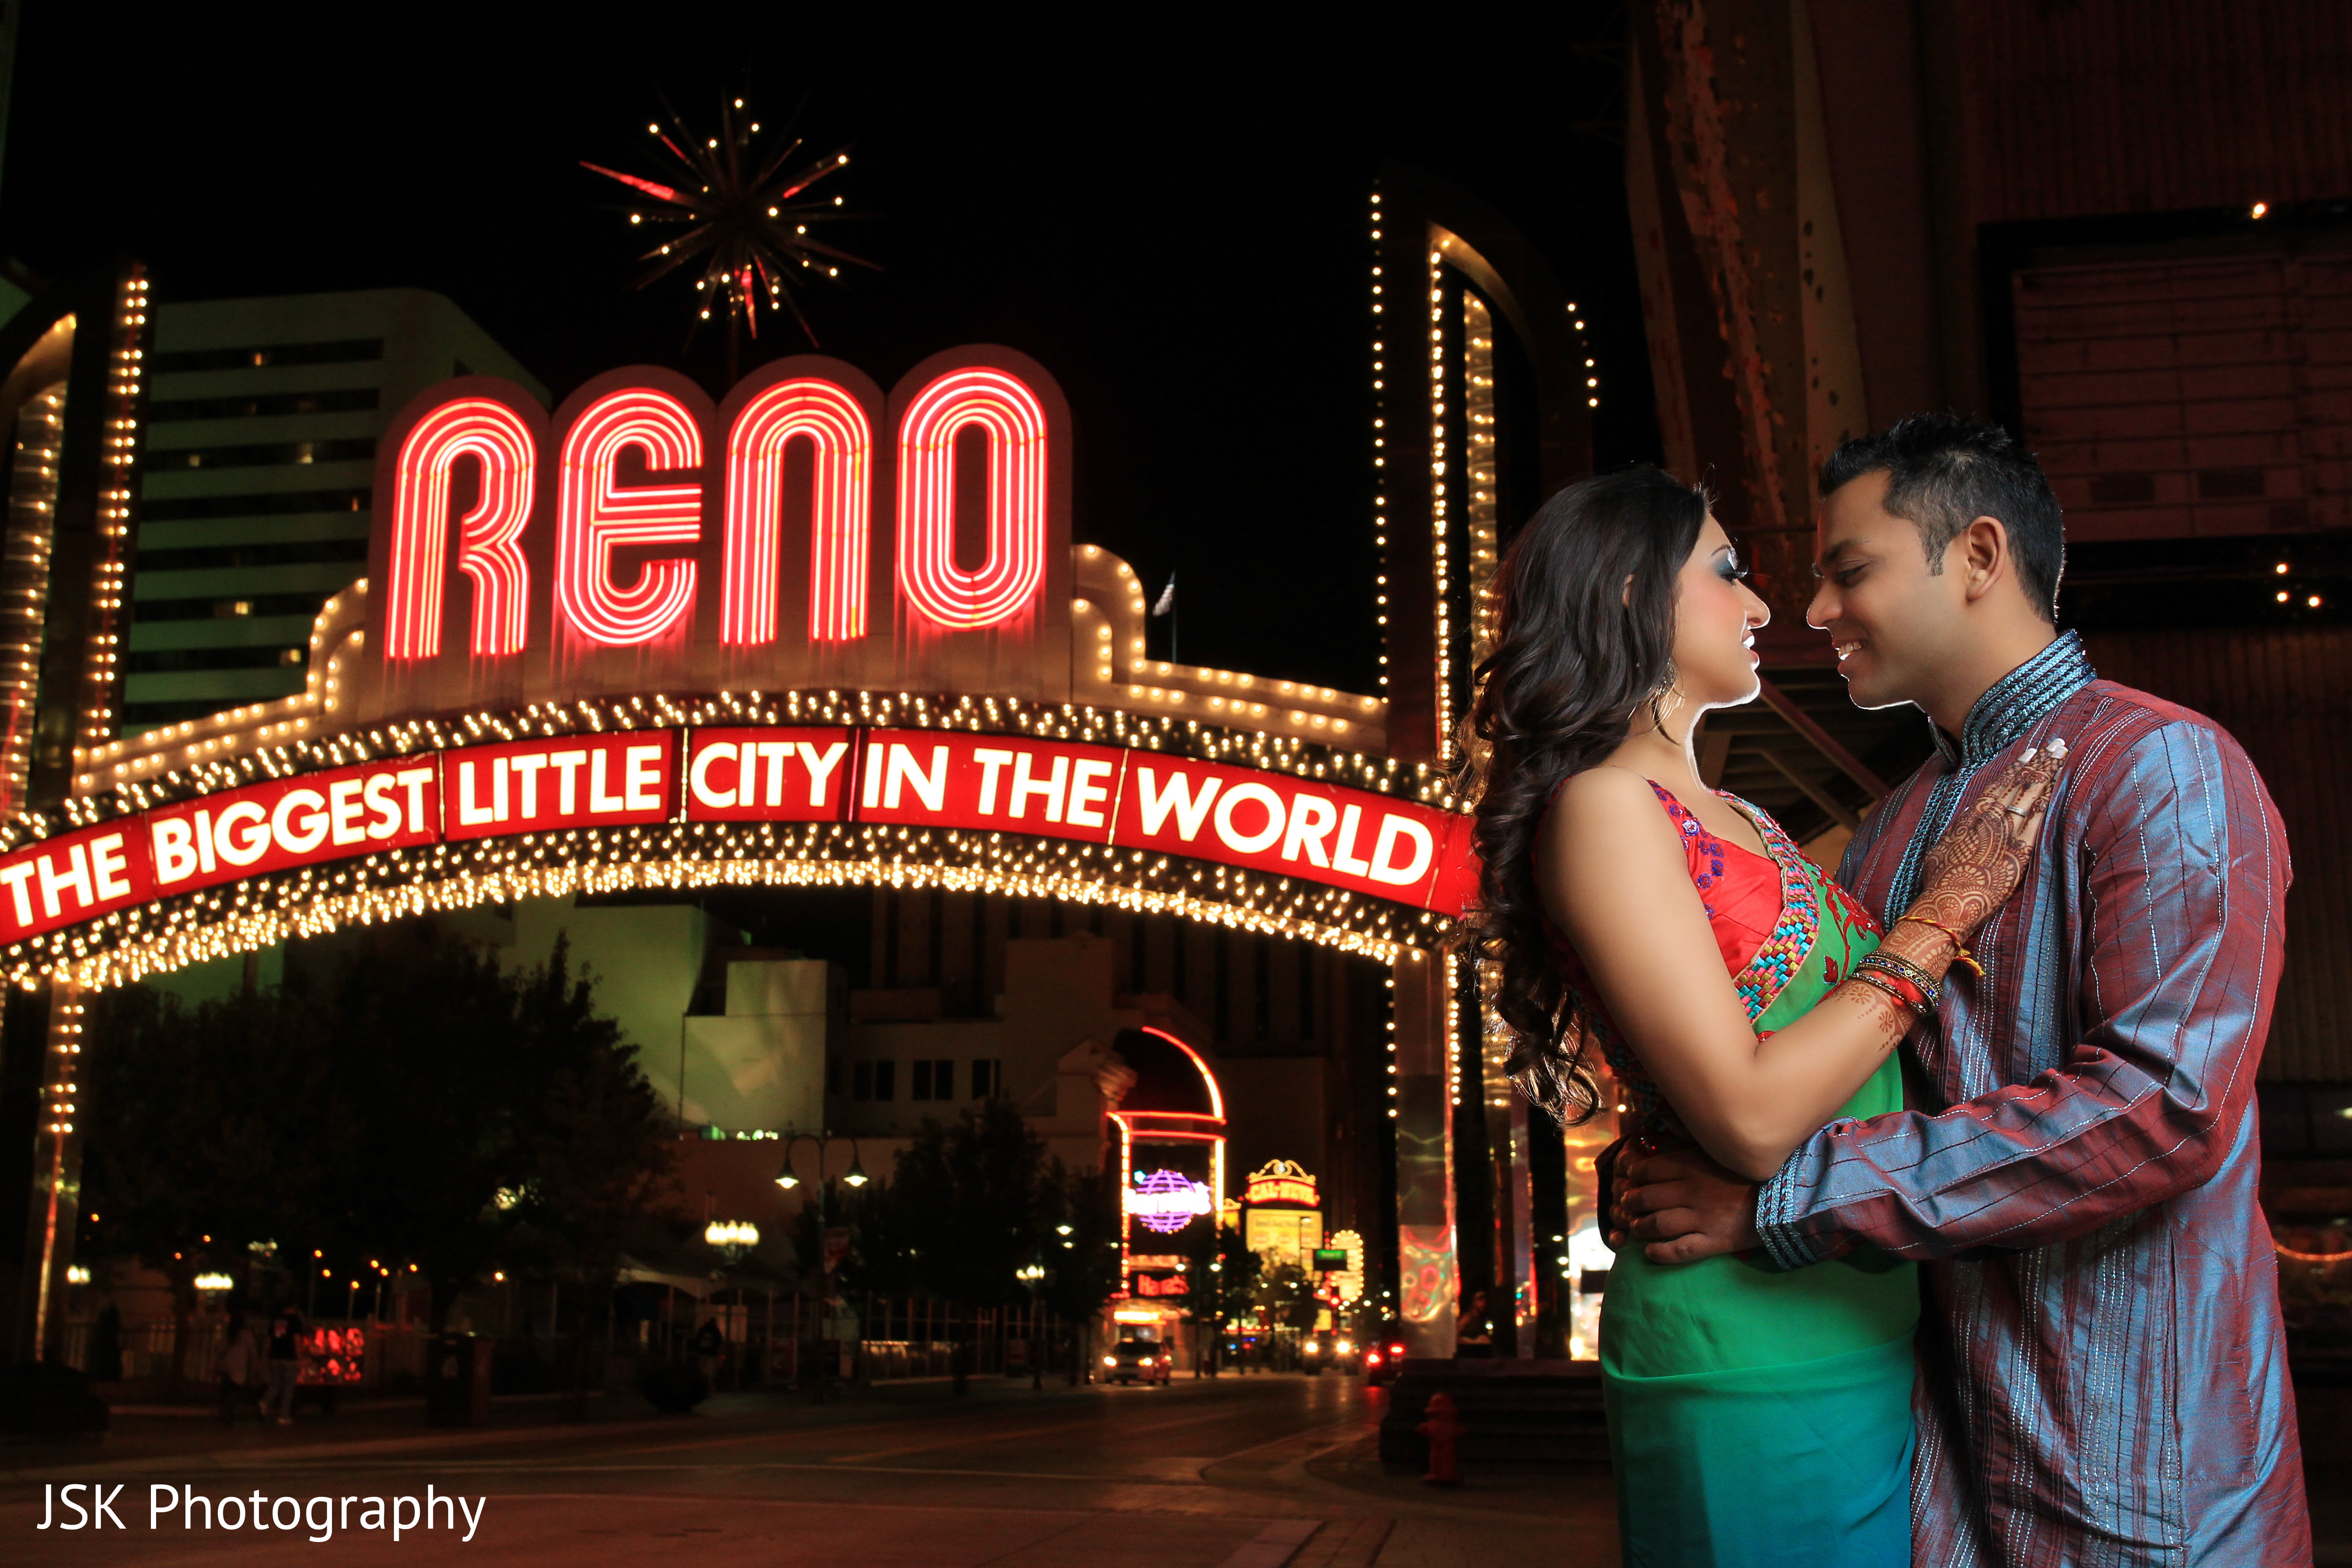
<box><xmin>0</xmin><ymin>1374</ymin><xmax>1617</xmax><ymax>1567</ymax></box>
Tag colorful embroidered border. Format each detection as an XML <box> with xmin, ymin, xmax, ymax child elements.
<box><xmin>1718</xmin><ymin>792</ymin><xmax>1819</xmax><ymax>1023</ymax></box>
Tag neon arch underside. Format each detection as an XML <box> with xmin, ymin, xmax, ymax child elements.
<box><xmin>15</xmin><ymin>828</ymin><xmax>1440</xmax><ymax>993</ymax></box>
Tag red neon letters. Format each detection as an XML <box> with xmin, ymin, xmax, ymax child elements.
<box><xmin>384</xmin><ymin>400</ymin><xmax>536</xmax><ymax>659</ymax></box>
<box><xmin>554</xmin><ymin>390</ymin><xmax>703</xmax><ymax>646</ymax></box>
<box><xmin>721</xmin><ymin>380</ymin><xmax>872</xmax><ymax>645</ymax></box>
<box><xmin>384</xmin><ymin>358</ymin><xmax>1056</xmax><ymax>661</ymax></box>
<box><xmin>894</xmin><ymin>369</ymin><xmax>1050</xmax><ymax>630</ymax></box>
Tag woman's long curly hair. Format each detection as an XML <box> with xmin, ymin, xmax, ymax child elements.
<box><xmin>1458</xmin><ymin>465</ymin><xmax>1710</xmax><ymax>1123</ymax></box>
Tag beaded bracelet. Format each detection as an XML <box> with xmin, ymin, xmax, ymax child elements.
<box><xmin>1859</xmin><ymin>949</ymin><xmax>1943</xmax><ymax>1010</ymax></box>
<box><xmin>1896</xmin><ymin>913</ymin><xmax>1986</xmax><ymax>978</ymax></box>
<box><xmin>1851</xmin><ymin>967</ymin><xmax>1929</xmax><ymax>1015</ymax></box>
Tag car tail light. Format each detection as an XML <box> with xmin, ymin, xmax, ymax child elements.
<box><xmin>1366</xmin><ymin>1351</ymin><xmax>1382</xmax><ymax>1366</ymax></box>
<box><xmin>1388</xmin><ymin>1343</ymin><xmax>1406</xmax><ymax>1357</ymax></box>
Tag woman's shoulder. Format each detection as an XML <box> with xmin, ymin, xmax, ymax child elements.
<box><xmin>1547</xmin><ymin>766</ymin><xmax>1681</xmax><ymax>845</ymax></box>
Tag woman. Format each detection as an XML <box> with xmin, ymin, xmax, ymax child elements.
<box><xmin>217</xmin><ymin>1309</ymin><xmax>262</xmax><ymax>1425</ymax></box>
<box><xmin>1461</xmin><ymin>467</ymin><xmax>2053</xmax><ymax>1566</ymax></box>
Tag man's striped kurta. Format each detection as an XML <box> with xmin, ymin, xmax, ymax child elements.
<box><xmin>1755</xmin><ymin>633</ymin><xmax>2311</xmax><ymax>1566</ymax></box>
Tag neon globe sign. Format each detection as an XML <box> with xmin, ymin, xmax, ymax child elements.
<box><xmin>1126</xmin><ymin>1169</ymin><xmax>1213</xmax><ymax>1234</ymax></box>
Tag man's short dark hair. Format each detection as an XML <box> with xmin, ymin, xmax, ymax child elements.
<box><xmin>1818</xmin><ymin>414</ymin><xmax>2063</xmax><ymax>623</ymax></box>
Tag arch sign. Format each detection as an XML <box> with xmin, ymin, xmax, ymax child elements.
<box><xmin>23</xmin><ymin>346</ymin><xmax>1469</xmax><ymax>989</ymax></box>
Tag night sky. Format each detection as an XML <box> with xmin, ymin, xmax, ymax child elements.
<box><xmin>2</xmin><ymin>5</ymin><xmax>1657</xmax><ymax>697</ymax></box>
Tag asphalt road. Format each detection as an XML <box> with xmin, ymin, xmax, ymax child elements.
<box><xmin>0</xmin><ymin>1372</ymin><xmax>1617</xmax><ymax>1568</ymax></box>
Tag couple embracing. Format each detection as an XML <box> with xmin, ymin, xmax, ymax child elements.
<box><xmin>1464</xmin><ymin>416</ymin><xmax>2310</xmax><ymax>1566</ymax></box>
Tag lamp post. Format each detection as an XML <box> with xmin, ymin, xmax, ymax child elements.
<box><xmin>1016</xmin><ymin>1264</ymin><xmax>1046</xmax><ymax>1389</ymax></box>
<box><xmin>773</xmin><ymin>1133</ymin><xmax>867</xmax><ymax>1392</ymax></box>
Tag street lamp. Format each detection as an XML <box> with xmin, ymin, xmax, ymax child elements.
<box><xmin>772</xmin><ymin>1132</ymin><xmax>867</xmax><ymax>1392</ymax></box>
<box><xmin>705</xmin><ymin>1220</ymin><xmax>760</xmax><ymax>1262</ymax></box>
<box><xmin>1016</xmin><ymin>1264</ymin><xmax>1047</xmax><ymax>1388</ymax></box>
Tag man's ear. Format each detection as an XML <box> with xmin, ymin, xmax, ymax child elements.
<box><xmin>1957</xmin><ymin>515</ymin><xmax>2010</xmax><ymax>604</ymax></box>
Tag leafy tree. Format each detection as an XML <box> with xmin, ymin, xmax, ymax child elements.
<box><xmin>80</xmin><ymin>919</ymin><xmax>671</xmax><ymax>1387</ymax></box>
<box><xmin>1252</xmin><ymin>1260</ymin><xmax>1319</xmax><ymax>1331</ymax></box>
<box><xmin>1183</xmin><ymin>1221</ymin><xmax>1258</xmax><ymax>1347</ymax></box>
<box><xmin>843</xmin><ymin>1099</ymin><xmax>1047</xmax><ymax>1309</ymax></box>
<box><xmin>840</xmin><ymin>1100</ymin><xmax>1125</xmax><ymax>1386</ymax></box>
<box><xmin>1036</xmin><ymin>1161</ymin><xmax>1122</xmax><ymax>1326</ymax></box>
<box><xmin>80</xmin><ymin>985</ymin><xmax>352</xmax><ymax>1380</ymax></box>
<box><xmin>304</xmin><ymin>924</ymin><xmax>672</xmax><ymax>1330</ymax></box>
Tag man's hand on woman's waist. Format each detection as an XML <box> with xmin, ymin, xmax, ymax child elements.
<box><xmin>1613</xmin><ymin>1141</ymin><xmax>1762</xmax><ymax>1263</ymax></box>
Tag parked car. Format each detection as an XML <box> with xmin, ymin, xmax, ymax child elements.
<box><xmin>1102</xmin><ymin>1336</ymin><xmax>1171</xmax><ymax>1385</ymax></box>
<box><xmin>1301</xmin><ymin>1336</ymin><xmax>1362</xmax><ymax>1375</ymax></box>
<box><xmin>1363</xmin><ymin>1335</ymin><xmax>1410</xmax><ymax>1387</ymax></box>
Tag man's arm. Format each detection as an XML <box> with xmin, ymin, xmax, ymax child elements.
<box><xmin>1752</xmin><ymin>719</ymin><xmax>2285</xmax><ymax>1267</ymax></box>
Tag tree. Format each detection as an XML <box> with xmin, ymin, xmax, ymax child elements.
<box><xmin>307</xmin><ymin>924</ymin><xmax>671</xmax><ymax>1330</ymax></box>
<box><xmin>840</xmin><ymin>1100</ymin><xmax>1124</xmax><ymax>1389</ymax></box>
<box><xmin>81</xmin><ymin>984</ymin><xmax>353</xmax><ymax>1381</ymax></box>
<box><xmin>80</xmin><ymin>919</ymin><xmax>672</xmax><ymax>1392</ymax></box>
<box><xmin>844</xmin><ymin>1099</ymin><xmax>1049</xmax><ymax>1310</ymax></box>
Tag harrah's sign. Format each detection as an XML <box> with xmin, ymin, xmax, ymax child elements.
<box><xmin>357</xmin><ymin>345</ymin><xmax>1079</xmax><ymax>723</ymax></box>
<box><xmin>0</xmin><ymin>730</ymin><xmax>1474</xmax><ymax>945</ymax></box>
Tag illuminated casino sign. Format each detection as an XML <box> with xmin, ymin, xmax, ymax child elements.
<box><xmin>1242</xmin><ymin>1160</ymin><xmax>1320</xmax><ymax>1209</ymax></box>
<box><xmin>3</xmin><ymin>346</ymin><xmax>1471</xmax><ymax>990</ymax></box>
<box><xmin>1126</xmin><ymin>1169</ymin><xmax>1215</xmax><ymax>1234</ymax></box>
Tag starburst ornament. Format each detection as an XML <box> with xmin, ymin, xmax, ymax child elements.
<box><xmin>583</xmin><ymin>98</ymin><xmax>873</xmax><ymax>359</ymax></box>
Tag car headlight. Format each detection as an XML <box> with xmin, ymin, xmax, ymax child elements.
<box><xmin>1336</xmin><ymin>1340</ymin><xmax>1353</xmax><ymax>1353</ymax></box>
<box><xmin>1102</xmin><ymin>1355</ymin><xmax>1117</xmax><ymax>1366</ymax></box>
<box><xmin>1304</xmin><ymin>1341</ymin><xmax>1320</xmax><ymax>1354</ymax></box>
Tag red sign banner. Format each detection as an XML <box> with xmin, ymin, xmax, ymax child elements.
<box><xmin>147</xmin><ymin>758</ymin><xmax>440</xmax><ymax>899</ymax></box>
<box><xmin>0</xmin><ymin>726</ymin><xmax>1474</xmax><ymax>956</ymax></box>
<box><xmin>0</xmin><ymin>819</ymin><xmax>153</xmax><ymax>944</ymax></box>
<box><xmin>442</xmin><ymin>732</ymin><xmax>676</xmax><ymax>841</ymax></box>
<box><xmin>683</xmin><ymin>727</ymin><xmax>856</xmax><ymax>821</ymax></box>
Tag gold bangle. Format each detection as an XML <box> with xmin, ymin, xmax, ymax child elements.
<box><xmin>1896</xmin><ymin>913</ymin><xmax>1985</xmax><ymax>978</ymax></box>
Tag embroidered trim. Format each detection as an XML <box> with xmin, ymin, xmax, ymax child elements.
<box><xmin>1717</xmin><ymin>794</ymin><xmax>1820</xmax><ymax>1023</ymax></box>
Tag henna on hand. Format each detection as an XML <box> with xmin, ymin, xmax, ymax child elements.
<box><xmin>1894</xmin><ymin>745</ymin><xmax>2062</xmax><ymax>973</ymax></box>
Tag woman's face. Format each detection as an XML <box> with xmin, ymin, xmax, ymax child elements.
<box><xmin>1669</xmin><ymin>514</ymin><xmax>1770</xmax><ymax>709</ymax></box>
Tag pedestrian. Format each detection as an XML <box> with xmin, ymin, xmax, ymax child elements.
<box><xmin>1452</xmin><ymin>1290</ymin><xmax>1492</xmax><ymax>1360</ymax></box>
<box><xmin>93</xmin><ymin>1300</ymin><xmax>123</xmax><ymax>1384</ymax></box>
<box><xmin>690</xmin><ymin>1317</ymin><xmax>726</xmax><ymax>1388</ymax></box>
<box><xmin>218</xmin><ymin>1311</ymin><xmax>261</xmax><ymax>1424</ymax></box>
<box><xmin>265</xmin><ymin>1302</ymin><xmax>304</xmax><ymax>1424</ymax></box>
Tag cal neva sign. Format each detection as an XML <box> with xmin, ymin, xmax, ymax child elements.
<box><xmin>361</xmin><ymin>346</ymin><xmax>1077</xmax><ymax>720</ymax></box>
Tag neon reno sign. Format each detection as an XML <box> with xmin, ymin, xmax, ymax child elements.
<box><xmin>360</xmin><ymin>347</ymin><xmax>1075</xmax><ymax>723</ymax></box>
<box><xmin>0</xmin><ymin>725</ymin><xmax>1473</xmax><ymax>952</ymax></box>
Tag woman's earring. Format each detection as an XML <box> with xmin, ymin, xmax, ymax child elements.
<box><xmin>1648</xmin><ymin>659</ymin><xmax>1685</xmax><ymax>727</ymax></box>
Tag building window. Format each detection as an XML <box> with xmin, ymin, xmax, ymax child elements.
<box><xmin>911</xmin><ymin>1059</ymin><xmax>955</xmax><ymax>1101</ymax></box>
<box><xmin>971</xmin><ymin>1059</ymin><xmax>1002</xmax><ymax>1099</ymax></box>
<box><xmin>852</xmin><ymin>1061</ymin><xmax>873</xmax><ymax>1102</ymax></box>
<box><xmin>150</xmin><ymin>338</ymin><xmax>385</xmax><ymax>374</ymax></box>
<box><xmin>872</xmin><ymin>1059</ymin><xmax>896</xmax><ymax>1102</ymax></box>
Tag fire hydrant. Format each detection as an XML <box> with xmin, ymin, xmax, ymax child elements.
<box><xmin>1418</xmin><ymin>1390</ymin><xmax>1464</xmax><ymax>1486</ymax></box>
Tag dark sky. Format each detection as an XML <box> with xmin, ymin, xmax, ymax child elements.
<box><xmin>2</xmin><ymin>4</ymin><xmax>1657</xmax><ymax>696</ymax></box>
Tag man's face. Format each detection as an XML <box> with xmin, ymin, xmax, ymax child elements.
<box><xmin>1806</xmin><ymin>470</ymin><xmax>1965</xmax><ymax>711</ymax></box>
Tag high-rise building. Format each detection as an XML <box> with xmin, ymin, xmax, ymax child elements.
<box><xmin>129</xmin><ymin>290</ymin><xmax>543</xmax><ymax>733</ymax></box>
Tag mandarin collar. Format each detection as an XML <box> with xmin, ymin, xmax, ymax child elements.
<box><xmin>1930</xmin><ymin>629</ymin><xmax>2096</xmax><ymax>769</ymax></box>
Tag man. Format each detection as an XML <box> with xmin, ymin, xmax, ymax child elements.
<box><xmin>264</xmin><ymin>1302</ymin><xmax>303</xmax><ymax>1425</ymax></box>
<box><xmin>1619</xmin><ymin>415</ymin><xmax>2309</xmax><ymax>1564</ymax></box>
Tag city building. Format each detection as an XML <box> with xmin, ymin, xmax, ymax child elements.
<box><xmin>130</xmin><ymin>290</ymin><xmax>543</xmax><ymax>732</ymax></box>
